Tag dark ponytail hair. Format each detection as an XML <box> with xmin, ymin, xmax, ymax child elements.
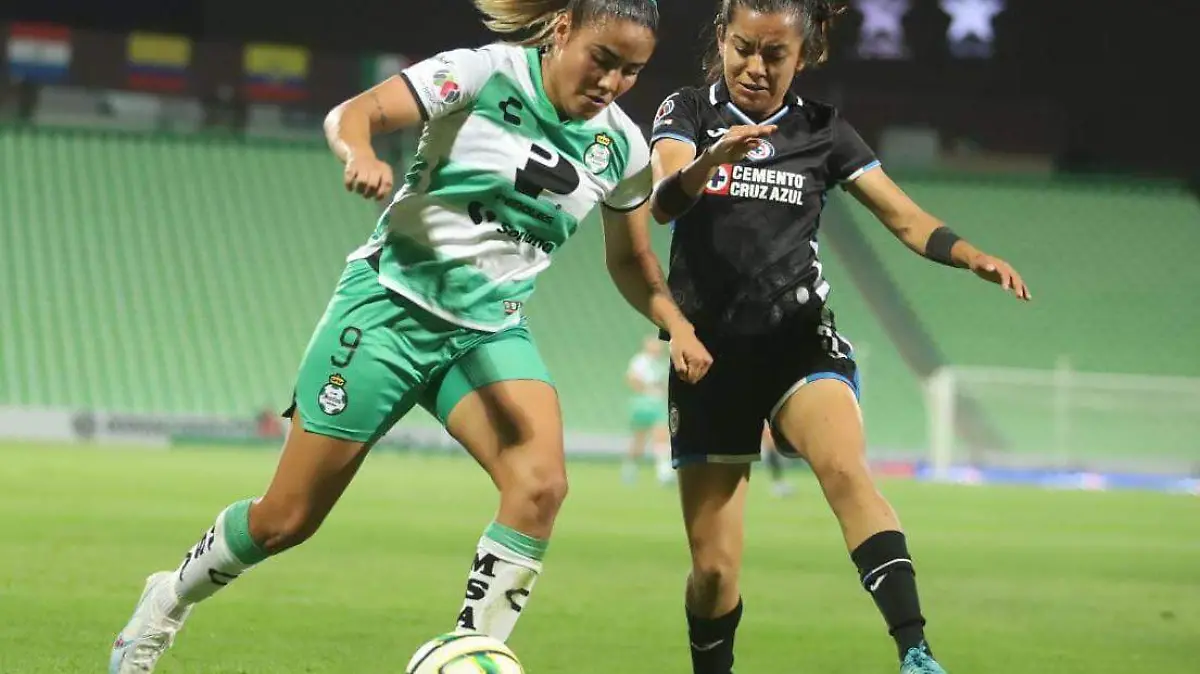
<box><xmin>473</xmin><ymin>0</ymin><xmax>659</xmax><ymax>47</ymax></box>
<box><xmin>703</xmin><ymin>0</ymin><xmax>847</xmax><ymax>81</ymax></box>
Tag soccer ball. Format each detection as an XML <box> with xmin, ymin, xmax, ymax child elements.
<box><xmin>405</xmin><ymin>631</ymin><xmax>524</xmax><ymax>674</ymax></box>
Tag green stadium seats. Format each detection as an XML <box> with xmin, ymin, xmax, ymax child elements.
<box><xmin>4</xmin><ymin>127</ymin><xmax>1197</xmax><ymax>460</ymax></box>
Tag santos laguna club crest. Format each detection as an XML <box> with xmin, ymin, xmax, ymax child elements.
<box><xmin>318</xmin><ymin>373</ymin><xmax>348</xmax><ymax>416</ymax></box>
<box><xmin>584</xmin><ymin>133</ymin><xmax>613</xmax><ymax>174</ymax></box>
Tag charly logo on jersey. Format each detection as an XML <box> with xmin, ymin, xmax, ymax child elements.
<box><xmin>703</xmin><ymin>163</ymin><xmax>806</xmax><ymax>206</ymax></box>
<box><xmin>317</xmin><ymin>374</ymin><xmax>348</xmax><ymax>416</ymax></box>
<box><xmin>431</xmin><ymin>69</ymin><xmax>461</xmax><ymax>104</ymax></box>
<box><xmin>584</xmin><ymin>133</ymin><xmax>614</xmax><ymax>174</ymax></box>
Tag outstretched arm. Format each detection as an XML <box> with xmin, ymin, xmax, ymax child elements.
<box><xmin>847</xmin><ymin>169</ymin><xmax>1032</xmax><ymax>301</ymax></box>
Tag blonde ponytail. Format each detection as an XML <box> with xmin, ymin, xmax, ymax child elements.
<box><xmin>472</xmin><ymin>0</ymin><xmax>572</xmax><ymax>46</ymax></box>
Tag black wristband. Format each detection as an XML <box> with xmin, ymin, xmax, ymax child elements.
<box><xmin>925</xmin><ymin>226</ymin><xmax>963</xmax><ymax>267</ymax></box>
<box><xmin>653</xmin><ymin>170</ymin><xmax>701</xmax><ymax>220</ymax></box>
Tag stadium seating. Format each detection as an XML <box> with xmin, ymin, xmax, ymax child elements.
<box><xmin>0</xmin><ymin>126</ymin><xmax>687</xmax><ymax>434</ymax></box>
<box><xmin>4</xmin><ymin>126</ymin><xmax>1198</xmax><ymax>458</ymax></box>
<box><xmin>835</xmin><ymin>173</ymin><xmax>1200</xmax><ymax>466</ymax></box>
<box><xmin>837</xmin><ymin>172</ymin><xmax>1200</xmax><ymax>378</ymax></box>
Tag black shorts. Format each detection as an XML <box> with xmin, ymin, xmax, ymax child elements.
<box><xmin>668</xmin><ymin>308</ymin><xmax>860</xmax><ymax>467</ymax></box>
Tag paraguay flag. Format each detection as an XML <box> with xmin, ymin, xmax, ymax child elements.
<box><xmin>243</xmin><ymin>43</ymin><xmax>309</xmax><ymax>102</ymax></box>
<box><xmin>126</xmin><ymin>32</ymin><xmax>191</xmax><ymax>93</ymax></box>
<box><xmin>6</xmin><ymin>22</ymin><xmax>71</xmax><ymax>83</ymax></box>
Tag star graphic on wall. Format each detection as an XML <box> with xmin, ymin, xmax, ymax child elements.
<box><xmin>941</xmin><ymin>0</ymin><xmax>1005</xmax><ymax>57</ymax></box>
<box><xmin>854</xmin><ymin>0</ymin><xmax>911</xmax><ymax>60</ymax></box>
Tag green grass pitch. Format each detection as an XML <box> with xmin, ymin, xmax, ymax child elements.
<box><xmin>1</xmin><ymin>442</ymin><xmax>1196</xmax><ymax>673</ymax></box>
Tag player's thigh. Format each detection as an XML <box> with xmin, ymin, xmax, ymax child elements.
<box><xmin>253</xmin><ymin>421</ymin><xmax>370</xmax><ymax>542</ymax></box>
<box><xmin>267</xmin><ymin>261</ymin><xmax>425</xmax><ymax>527</ymax></box>
<box><xmin>773</xmin><ymin>379</ymin><xmax>866</xmax><ymax>475</ymax></box>
<box><xmin>290</xmin><ymin>259</ymin><xmax>425</xmax><ymax>446</ymax></box>
<box><xmin>668</xmin><ymin>347</ymin><xmax>766</xmax><ymax>469</ymax></box>
<box><xmin>628</xmin><ymin>428</ymin><xmax>649</xmax><ymax>454</ymax></box>
<box><xmin>435</xmin><ymin>326</ymin><xmax>563</xmax><ymax>490</ymax></box>
<box><xmin>769</xmin><ymin>310</ymin><xmax>865</xmax><ymax>473</ymax></box>
<box><xmin>678</xmin><ymin>462</ymin><xmax>750</xmax><ymax>574</ymax></box>
<box><xmin>651</xmin><ymin>421</ymin><xmax>669</xmax><ymax>445</ymax></box>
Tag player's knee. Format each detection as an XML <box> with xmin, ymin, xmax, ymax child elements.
<box><xmin>250</xmin><ymin>500</ymin><xmax>325</xmax><ymax>554</ymax></box>
<box><xmin>811</xmin><ymin>457</ymin><xmax>874</xmax><ymax>505</ymax></box>
<box><xmin>689</xmin><ymin>556</ymin><xmax>739</xmax><ymax>606</ymax></box>
<box><xmin>508</xmin><ymin>459</ymin><xmax>569</xmax><ymax>522</ymax></box>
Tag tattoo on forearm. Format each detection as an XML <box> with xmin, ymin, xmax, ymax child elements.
<box><xmin>370</xmin><ymin>91</ymin><xmax>388</xmax><ymax>127</ymax></box>
<box><xmin>639</xmin><ymin>254</ymin><xmax>670</xmax><ymax>295</ymax></box>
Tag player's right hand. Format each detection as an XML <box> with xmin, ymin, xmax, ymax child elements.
<box><xmin>670</xmin><ymin>328</ymin><xmax>714</xmax><ymax>384</ymax></box>
<box><xmin>344</xmin><ymin>153</ymin><xmax>395</xmax><ymax>201</ymax></box>
<box><xmin>704</xmin><ymin>124</ymin><xmax>778</xmax><ymax>165</ymax></box>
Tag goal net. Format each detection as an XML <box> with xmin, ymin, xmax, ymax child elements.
<box><xmin>925</xmin><ymin>364</ymin><xmax>1200</xmax><ymax>479</ymax></box>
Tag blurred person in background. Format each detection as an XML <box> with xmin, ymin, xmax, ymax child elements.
<box><xmin>624</xmin><ymin>334</ymin><xmax>674</xmax><ymax>485</ymax></box>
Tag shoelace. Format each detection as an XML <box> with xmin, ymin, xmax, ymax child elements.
<box><xmin>127</xmin><ymin>629</ymin><xmax>174</xmax><ymax>668</ymax></box>
<box><xmin>903</xmin><ymin>646</ymin><xmax>937</xmax><ymax>669</ymax></box>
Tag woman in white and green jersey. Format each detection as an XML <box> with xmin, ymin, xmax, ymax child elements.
<box><xmin>109</xmin><ymin>1</ymin><xmax>712</xmax><ymax>671</ymax></box>
<box><xmin>624</xmin><ymin>334</ymin><xmax>674</xmax><ymax>485</ymax></box>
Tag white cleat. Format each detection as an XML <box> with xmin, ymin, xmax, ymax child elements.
<box><xmin>109</xmin><ymin>571</ymin><xmax>193</xmax><ymax>673</ymax></box>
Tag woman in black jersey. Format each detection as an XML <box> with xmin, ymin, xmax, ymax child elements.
<box><xmin>649</xmin><ymin>2</ymin><xmax>1030</xmax><ymax>673</ymax></box>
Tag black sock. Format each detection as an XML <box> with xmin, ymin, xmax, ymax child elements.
<box><xmin>851</xmin><ymin>530</ymin><xmax>930</xmax><ymax>660</ymax></box>
<box><xmin>686</xmin><ymin>598</ymin><xmax>742</xmax><ymax>674</ymax></box>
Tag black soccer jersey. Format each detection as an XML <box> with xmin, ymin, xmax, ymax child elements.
<box><xmin>651</xmin><ymin>79</ymin><xmax>880</xmax><ymax>337</ymax></box>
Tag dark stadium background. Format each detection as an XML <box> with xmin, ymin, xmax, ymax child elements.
<box><xmin>6</xmin><ymin>0</ymin><xmax>1197</xmax><ymax>181</ymax></box>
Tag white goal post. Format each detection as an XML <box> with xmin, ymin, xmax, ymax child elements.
<box><xmin>925</xmin><ymin>363</ymin><xmax>1200</xmax><ymax>479</ymax></box>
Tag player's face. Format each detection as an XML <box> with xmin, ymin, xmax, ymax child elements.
<box><xmin>550</xmin><ymin>18</ymin><xmax>656</xmax><ymax>120</ymax></box>
<box><xmin>719</xmin><ymin>9</ymin><xmax>805</xmax><ymax>117</ymax></box>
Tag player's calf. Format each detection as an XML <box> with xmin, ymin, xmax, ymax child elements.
<box><xmin>455</xmin><ymin>454</ymin><xmax>565</xmax><ymax>640</ymax></box>
<box><xmin>445</xmin><ymin>379</ymin><xmax>567</xmax><ymax>642</ymax></box>
<box><xmin>176</xmin><ymin>498</ymin><xmax>272</xmax><ymax>603</ymax></box>
<box><xmin>455</xmin><ymin>521</ymin><xmax>548</xmax><ymax>641</ymax></box>
<box><xmin>678</xmin><ymin>464</ymin><xmax>750</xmax><ymax>674</ymax></box>
<box><xmin>109</xmin><ymin>499</ymin><xmax>270</xmax><ymax>673</ymax></box>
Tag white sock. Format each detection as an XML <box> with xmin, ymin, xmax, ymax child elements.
<box><xmin>622</xmin><ymin>459</ymin><xmax>639</xmax><ymax>484</ymax></box>
<box><xmin>456</xmin><ymin>522</ymin><xmax>545</xmax><ymax>641</ymax></box>
<box><xmin>173</xmin><ymin>498</ymin><xmax>269</xmax><ymax>605</ymax></box>
<box><xmin>654</xmin><ymin>444</ymin><xmax>673</xmax><ymax>481</ymax></box>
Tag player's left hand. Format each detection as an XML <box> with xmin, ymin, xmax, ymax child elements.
<box><xmin>969</xmin><ymin>254</ymin><xmax>1032</xmax><ymax>301</ymax></box>
<box><xmin>669</xmin><ymin>328</ymin><xmax>714</xmax><ymax>384</ymax></box>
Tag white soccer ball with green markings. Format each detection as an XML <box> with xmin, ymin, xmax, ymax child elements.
<box><xmin>405</xmin><ymin>631</ymin><xmax>524</xmax><ymax>674</ymax></box>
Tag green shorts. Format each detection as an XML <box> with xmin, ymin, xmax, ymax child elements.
<box><xmin>288</xmin><ymin>258</ymin><xmax>553</xmax><ymax>444</ymax></box>
<box><xmin>629</xmin><ymin>394</ymin><xmax>667</xmax><ymax>431</ymax></box>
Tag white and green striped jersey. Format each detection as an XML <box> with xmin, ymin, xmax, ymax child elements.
<box><xmin>348</xmin><ymin>43</ymin><xmax>652</xmax><ymax>332</ymax></box>
<box><xmin>627</xmin><ymin>352</ymin><xmax>667</xmax><ymax>398</ymax></box>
